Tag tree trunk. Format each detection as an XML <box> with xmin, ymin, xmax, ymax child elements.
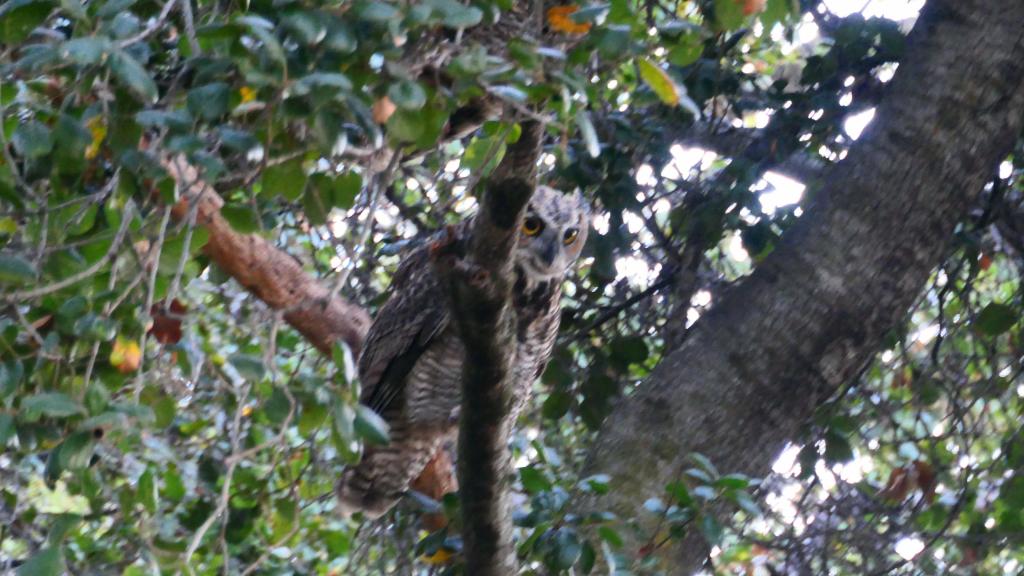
<box><xmin>583</xmin><ymin>0</ymin><xmax>1024</xmax><ymax>569</ymax></box>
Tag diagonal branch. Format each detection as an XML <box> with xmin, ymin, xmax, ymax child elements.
<box><xmin>432</xmin><ymin>120</ymin><xmax>543</xmax><ymax>575</ymax></box>
<box><xmin>162</xmin><ymin>155</ymin><xmax>372</xmax><ymax>356</ymax></box>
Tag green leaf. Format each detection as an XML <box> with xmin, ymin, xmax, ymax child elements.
<box><xmin>713</xmin><ymin>0</ymin><xmax>747</xmax><ymax>31</ymax></box>
<box><xmin>323</xmin><ymin>20</ymin><xmax>356</xmax><ymax>52</ymax></box>
<box><xmin>0</xmin><ymin>252</ymin><xmax>37</xmax><ymax>284</ymax></box>
<box><xmin>595</xmin><ymin>25</ymin><xmax>630</xmax><ymax>59</ymax></box>
<box><xmin>0</xmin><ymin>359</ymin><xmax>24</xmax><ymax>398</ymax></box>
<box><xmin>292</xmin><ymin>72</ymin><xmax>353</xmax><ymax>95</ymax></box>
<box><xmin>519</xmin><ymin>466</ymin><xmax>551</xmax><ymax>494</ymax></box>
<box><xmin>643</xmin><ymin>497</ymin><xmax>665</xmax><ymax>513</ymax></box>
<box><xmin>700</xmin><ymin>514</ymin><xmax>723</xmax><ymax>545</ymax></box>
<box><xmin>668</xmin><ymin>34</ymin><xmax>703</xmax><ymax>67</ymax></box>
<box><xmin>164</xmin><ymin>467</ymin><xmax>186</xmax><ymax>502</ymax></box>
<box><xmin>0</xmin><ymin>0</ymin><xmax>51</xmax><ymax>44</ymax></box>
<box><xmin>239</xmin><ymin>16</ymin><xmax>286</xmax><ymax>66</ymax></box>
<box><xmin>609</xmin><ymin>335</ymin><xmax>648</xmax><ymax>369</ymax></box>
<box><xmin>975</xmin><ymin>303</ymin><xmax>1016</xmax><ymax>336</ymax></box>
<box><xmin>354</xmin><ymin>404</ymin><xmax>390</xmax><ymax>445</ymax></box>
<box><xmin>387</xmin><ymin>108</ymin><xmax>426</xmax><ymax>143</ymax></box>
<box><xmin>733</xmin><ymin>490</ymin><xmax>762</xmax><ymax>516</ymax></box>
<box><xmin>762</xmin><ymin>0</ymin><xmax>796</xmax><ymax>26</ymax></box>
<box><xmin>824</xmin><ymin>429</ymin><xmax>854</xmax><ymax>463</ymax></box>
<box><xmin>186</xmin><ymin>82</ymin><xmax>230</xmax><ymax>121</ymax></box>
<box><xmin>462</xmin><ymin>136</ymin><xmax>506</xmax><ymax>174</ymax></box>
<box><xmin>689</xmin><ymin>453</ymin><xmax>719</xmax><ymax>476</ymax></box>
<box><xmin>692</xmin><ymin>485</ymin><xmax>716</xmax><ymax>500</ymax></box>
<box><xmin>666</xmin><ymin>480</ymin><xmax>693</xmax><ymax>506</ymax></box>
<box><xmin>638</xmin><ymin>58</ymin><xmax>680</xmax><ymax>106</ymax></box>
<box><xmin>137</xmin><ymin>469</ymin><xmax>157</xmax><ymax>514</ymax></box>
<box><xmin>12</xmin><ymin>121</ymin><xmax>53</xmax><ymax>159</ymax></box>
<box><xmin>16</xmin><ymin>546</ymin><xmax>64</xmax><ymax>576</ymax></box>
<box><xmin>488</xmin><ymin>85</ymin><xmax>529</xmax><ymax>103</ymax></box>
<box><xmin>542</xmin><ymin>390</ymin><xmax>572</xmax><ymax>420</ymax></box>
<box><xmin>221</xmin><ymin>205</ymin><xmax>261</xmax><ymax>233</ymax></box>
<box><xmin>61</xmin><ymin>37</ymin><xmax>110</xmax><ymax>66</ymax></box>
<box><xmin>261</xmin><ymin>159</ymin><xmax>307</xmax><ymax>201</ymax></box>
<box><xmin>22</xmin><ymin>393</ymin><xmax>85</xmax><ymax>418</ymax></box>
<box><xmin>597</xmin><ymin>525</ymin><xmax>623</xmax><ymax>548</ymax></box>
<box><xmin>551</xmin><ymin>527</ymin><xmax>582</xmax><ymax>569</ymax></box>
<box><xmin>579</xmin><ymin>541</ymin><xmax>596</xmax><ymax>574</ymax></box>
<box><xmin>387</xmin><ymin>80</ymin><xmax>427</xmax><ymax>110</ymax></box>
<box><xmin>0</xmin><ymin>412</ymin><xmax>14</xmax><ymax>446</ymax></box>
<box><xmin>427</xmin><ymin>0</ymin><xmax>483</xmax><ymax>28</ymax></box>
<box><xmin>229</xmin><ymin>353</ymin><xmax>266</xmax><ymax>381</ymax></box>
<box><xmin>303</xmin><ymin>184</ymin><xmax>330</xmax><ymax>226</ymax></box>
<box><xmin>218</xmin><ymin>128</ymin><xmax>258</xmax><ymax>152</ymax></box>
<box><xmin>110</xmin><ymin>50</ymin><xmax>158</xmax><ymax>103</ymax></box>
<box><xmin>281</xmin><ymin>11</ymin><xmax>325</xmax><ymax>45</ymax></box>
<box><xmin>46</xmin><ymin>431</ymin><xmax>96</xmax><ymax>481</ymax></box>
<box><xmin>46</xmin><ymin>514</ymin><xmax>80</xmax><ymax>544</ymax></box>
<box><xmin>358</xmin><ymin>1</ymin><xmax>400</xmax><ymax>22</ymax></box>
<box><xmin>332</xmin><ymin>172</ymin><xmax>362</xmax><ymax>209</ymax></box>
<box><xmin>715</xmin><ymin>473</ymin><xmax>751</xmax><ymax>489</ymax></box>
<box><xmin>136</xmin><ymin>109</ymin><xmax>193</xmax><ymax>130</ymax></box>
<box><xmin>263</xmin><ymin>386</ymin><xmax>290</xmax><ymax>425</ymax></box>
<box><xmin>58</xmin><ymin>0</ymin><xmax>85</xmax><ymax>20</ymax></box>
<box><xmin>575</xmin><ymin>110</ymin><xmax>600</xmax><ymax>158</ymax></box>
<box><xmin>96</xmin><ymin>0</ymin><xmax>133</xmax><ymax>18</ymax></box>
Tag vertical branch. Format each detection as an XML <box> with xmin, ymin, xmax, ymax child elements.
<box><xmin>433</xmin><ymin>121</ymin><xmax>543</xmax><ymax>575</ymax></box>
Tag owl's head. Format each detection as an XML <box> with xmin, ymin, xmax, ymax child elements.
<box><xmin>515</xmin><ymin>185</ymin><xmax>589</xmax><ymax>282</ymax></box>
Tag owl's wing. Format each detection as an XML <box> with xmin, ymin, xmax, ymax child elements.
<box><xmin>358</xmin><ymin>242</ymin><xmax>450</xmax><ymax>414</ymax></box>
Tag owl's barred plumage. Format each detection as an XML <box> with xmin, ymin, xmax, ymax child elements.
<box><xmin>337</xmin><ymin>186</ymin><xmax>588</xmax><ymax>518</ymax></box>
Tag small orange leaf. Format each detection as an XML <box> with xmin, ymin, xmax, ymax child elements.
<box><xmin>149</xmin><ymin>299</ymin><xmax>187</xmax><ymax>345</ymax></box>
<box><xmin>913</xmin><ymin>460</ymin><xmax>937</xmax><ymax>503</ymax></box>
<box><xmin>110</xmin><ymin>337</ymin><xmax>142</xmax><ymax>373</ymax></box>
<box><xmin>979</xmin><ymin>253</ymin><xmax>993</xmax><ymax>271</ymax></box>
<box><xmin>239</xmin><ymin>86</ymin><xmax>257</xmax><ymax>104</ymax></box>
<box><xmin>421</xmin><ymin>548</ymin><xmax>455</xmax><ymax>565</ymax></box>
<box><xmin>879</xmin><ymin>467</ymin><xmax>911</xmax><ymax>502</ymax></box>
<box><xmin>740</xmin><ymin>0</ymin><xmax>767</xmax><ymax>15</ymax></box>
<box><xmin>547</xmin><ymin>5</ymin><xmax>592</xmax><ymax>35</ymax></box>
<box><xmin>84</xmin><ymin>116</ymin><xmax>107</xmax><ymax>160</ymax></box>
<box><xmin>372</xmin><ymin>96</ymin><xmax>397</xmax><ymax>124</ymax></box>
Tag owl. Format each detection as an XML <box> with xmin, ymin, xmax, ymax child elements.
<box><xmin>337</xmin><ymin>185</ymin><xmax>589</xmax><ymax>518</ymax></box>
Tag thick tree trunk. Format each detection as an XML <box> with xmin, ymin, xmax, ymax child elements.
<box><xmin>583</xmin><ymin>0</ymin><xmax>1024</xmax><ymax>570</ymax></box>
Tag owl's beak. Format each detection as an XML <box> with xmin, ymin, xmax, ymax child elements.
<box><xmin>539</xmin><ymin>237</ymin><xmax>559</xmax><ymax>267</ymax></box>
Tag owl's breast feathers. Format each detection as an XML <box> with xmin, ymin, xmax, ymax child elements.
<box><xmin>338</xmin><ymin>226</ymin><xmax>566</xmax><ymax>518</ymax></box>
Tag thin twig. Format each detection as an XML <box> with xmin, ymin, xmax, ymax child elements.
<box><xmin>0</xmin><ymin>203</ymin><xmax>134</xmax><ymax>303</ymax></box>
<box><xmin>119</xmin><ymin>0</ymin><xmax>178</xmax><ymax>47</ymax></box>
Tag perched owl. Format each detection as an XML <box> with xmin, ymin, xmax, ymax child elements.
<box><xmin>337</xmin><ymin>185</ymin><xmax>588</xmax><ymax>518</ymax></box>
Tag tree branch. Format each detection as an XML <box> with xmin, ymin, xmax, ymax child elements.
<box><xmin>162</xmin><ymin>155</ymin><xmax>372</xmax><ymax>356</ymax></box>
<box><xmin>433</xmin><ymin>120</ymin><xmax>543</xmax><ymax>575</ymax></box>
<box><xmin>583</xmin><ymin>0</ymin><xmax>1024</xmax><ymax>570</ymax></box>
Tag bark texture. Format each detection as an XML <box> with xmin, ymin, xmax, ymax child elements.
<box><xmin>436</xmin><ymin>121</ymin><xmax>543</xmax><ymax>576</ymax></box>
<box><xmin>584</xmin><ymin>0</ymin><xmax>1024</xmax><ymax>570</ymax></box>
<box><xmin>163</xmin><ymin>156</ymin><xmax>372</xmax><ymax>356</ymax></box>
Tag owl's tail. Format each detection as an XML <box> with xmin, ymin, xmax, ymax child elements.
<box><xmin>335</xmin><ymin>425</ymin><xmax>446</xmax><ymax>519</ymax></box>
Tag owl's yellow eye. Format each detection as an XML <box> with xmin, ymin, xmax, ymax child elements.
<box><xmin>522</xmin><ymin>216</ymin><xmax>543</xmax><ymax>236</ymax></box>
<box><xmin>563</xmin><ymin>228</ymin><xmax>579</xmax><ymax>245</ymax></box>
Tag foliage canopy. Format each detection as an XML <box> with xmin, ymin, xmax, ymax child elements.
<box><xmin>1</xmin><ymin>0</ymin><xmax>1023</xmax><ymax>573</ymax></box>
